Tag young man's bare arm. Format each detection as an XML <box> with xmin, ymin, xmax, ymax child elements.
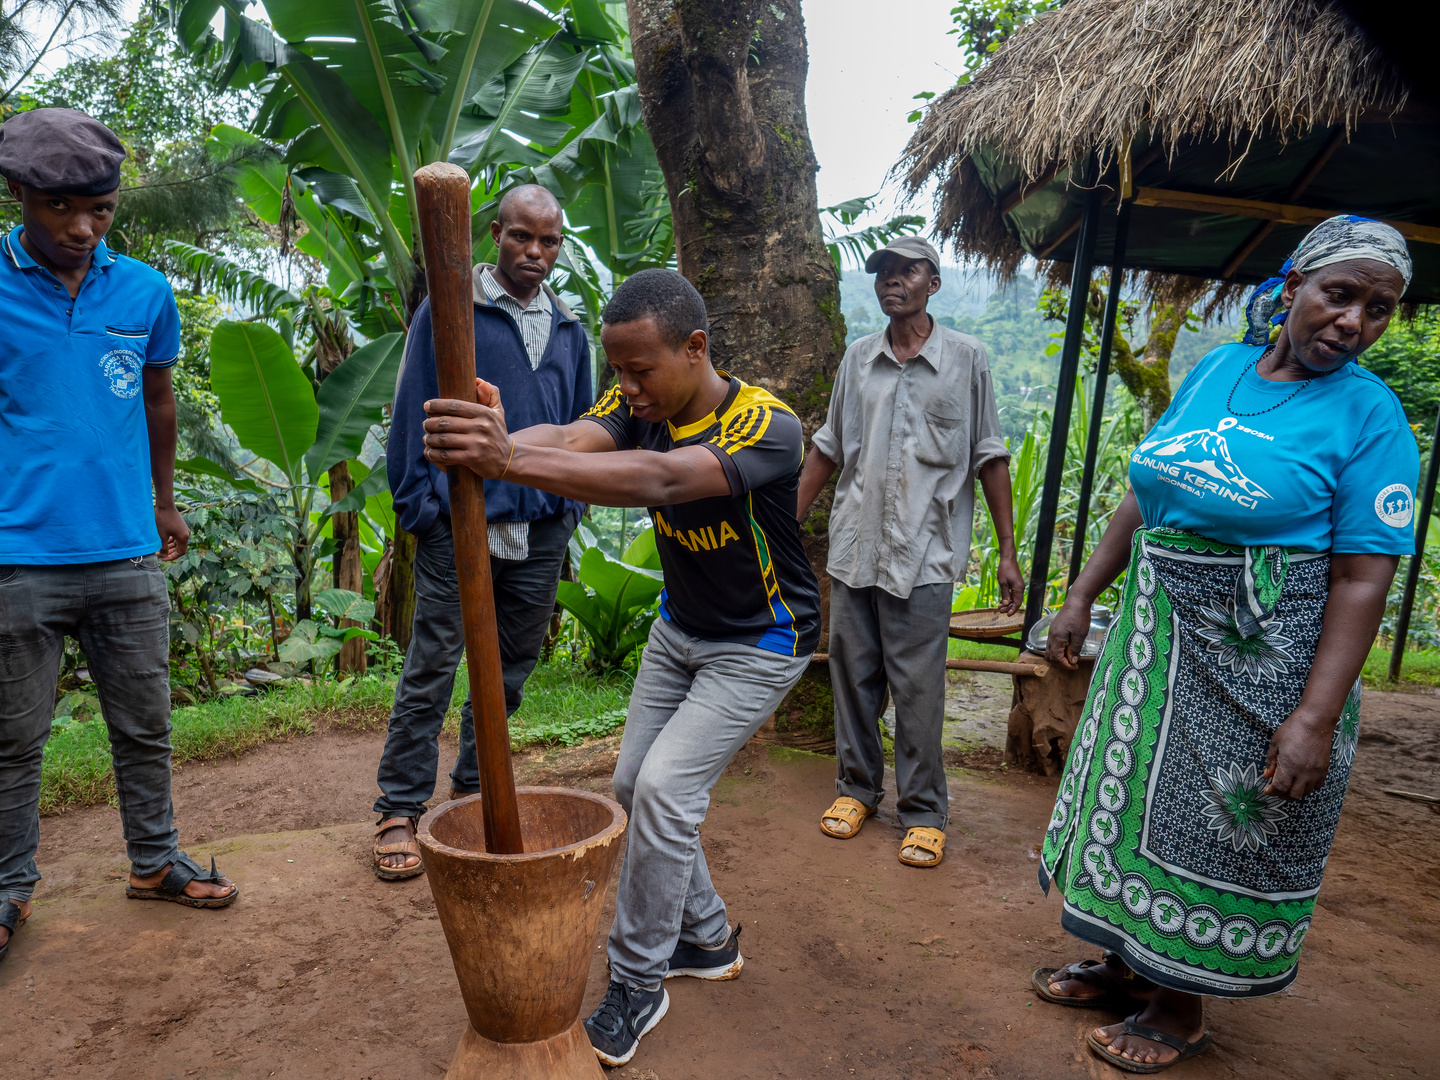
<box><xmin>422</xmin><ymin>395</ymin><xmax>731</xmax><ymax>507</ymax></box>
<box><xmin>143</xmin><ymin>366</ymin><xmax>189</xmax><ymax>560</ymax></box>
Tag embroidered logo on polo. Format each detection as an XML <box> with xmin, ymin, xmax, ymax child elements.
<box><xmin>99</xmin><ymin>349</ymin><xmax>142</xmax><ymax>399</ymax></box>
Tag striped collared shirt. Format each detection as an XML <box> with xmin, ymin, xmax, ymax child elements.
<box><xmin>481</xmin><ymin>269</ymin><xmax>553</xmax><ymax>560</ymax></box>
<box><xmin>480</xmin><ymin>267</ymin><xmax>552</xmax><ymax>370</ymax></box>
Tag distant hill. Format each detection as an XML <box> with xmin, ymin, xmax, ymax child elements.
<box><xmin>839</xmin><ymin>264</ymin><xmax>1238</xmax><ymax>443</ymax></box>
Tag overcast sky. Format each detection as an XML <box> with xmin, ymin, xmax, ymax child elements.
<box><xmin>802</xmin><ymin>0</ymin><xmax>963</xmax><ymax>232</ymax></box>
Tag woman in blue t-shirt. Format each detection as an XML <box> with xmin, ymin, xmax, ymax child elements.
<box><xmin>1029</xmin><ymin>217</ymin><xmax>1418</xmax><ymax>1072</ymax></box>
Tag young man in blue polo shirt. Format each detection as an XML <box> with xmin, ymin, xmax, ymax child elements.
<box><xmin>0</xmin><ymin>108</ymin><xmax>237</xmax><ymax>962</ymax></box>
<box><xmin>371</xmin><ymin>185</ymin><xmax>593</xmax><ymax>877</ymax></box>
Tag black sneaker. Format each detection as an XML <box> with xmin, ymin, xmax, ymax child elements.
<box><xmin>584</xmin><ymin>980</ymin><xmax>669</xmax><ymax>1067</ymax></box>
<box><xmin>665</xmin><ymin>924</ymin><xmax>744</xmax><ymax>980</ymax></box>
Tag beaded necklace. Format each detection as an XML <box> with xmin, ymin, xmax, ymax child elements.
<box><xmin>1225</xmin><ymin>346</ymin><xmax>1313</xmax><ymax>418</ymax></box>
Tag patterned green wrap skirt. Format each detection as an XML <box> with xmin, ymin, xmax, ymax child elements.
<box><xmin>1039</xmin><ymin>528</ymin><xmax>1360</xmax><ymax>997</ymax></box>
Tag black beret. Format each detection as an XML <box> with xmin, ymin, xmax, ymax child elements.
<box><xmin>0</xmin><ymin>108</ymin><xmax>125</xmax><ymax>195</ymax></box>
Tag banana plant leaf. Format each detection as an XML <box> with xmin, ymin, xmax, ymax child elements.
<box><xmin>325</xmin><ymin>456</ymin><xmax>388</xmax><ymax>517</ymax></box>
<box><xmin>306</xmin><ymin>333</ymin><xmax>404</xmax><ymax>478</ymax></box>
<box><xmin>209</xmin><ymin>321</ymin><xmax>319</xmax><ymax>483</ymax></box>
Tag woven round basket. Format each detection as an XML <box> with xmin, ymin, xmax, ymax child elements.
<box><xmin>948</xmin><ymin>607</ymin><xmax>1025</xmax><ymax>638</ymax></box>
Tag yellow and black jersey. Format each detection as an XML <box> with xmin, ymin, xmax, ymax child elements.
<box><xmin>582</xmin><ymin>373</ymin><xmax>820</xmax><ymax>657</ymax></box>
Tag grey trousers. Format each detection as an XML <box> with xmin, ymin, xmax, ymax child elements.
<box><xmin>0</xmin><ymin>556</ymin><xmax>182</xmax><ymax>904</ymax></box>
<box><xmin>608</xmin><ymin>616</ymin><xmax>810</xmax><ymax>990</ymax></box>
<box><xmin>830</xmin><ymin>578</ymin><xmax>952</xmax><ymax>831</ymax></box>
<box><xmin>373</xmin><ymin>511</ymin><xmax>571</xmax><ymax>822</ymax></box>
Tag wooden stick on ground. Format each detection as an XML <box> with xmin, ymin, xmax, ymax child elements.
<box><xmin>414</xmin><ymin>162</ymin><xmax>524</xmax><ymax>855</ymax></box>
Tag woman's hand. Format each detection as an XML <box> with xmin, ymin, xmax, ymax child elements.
<box><xmin>1263</xmin><ymin>712</ymin><xmax>1334</xmax><ymax>800</ymax></box>
<box><xmin>1045</xmin><ymin>596</ymin><xmax>1093</xmax><ymax>670</ymax></box>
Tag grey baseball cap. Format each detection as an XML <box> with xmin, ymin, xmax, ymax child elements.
<box><xmin>864</xmin><ymin>235</ymin><xmax>941</xmax><ymax>274</ymax></box>
<box><xmin>0</xmin><ymin>108</ymin><xmax>125</xmax><ymax>195</ymax></box>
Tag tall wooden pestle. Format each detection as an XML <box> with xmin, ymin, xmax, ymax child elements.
<box><xmin>413</xmin><ymin>162</ymin><xmax>523</xmax><ymax>854</ymax></box>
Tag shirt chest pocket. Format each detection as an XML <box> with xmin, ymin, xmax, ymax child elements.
<box><xmin>105</xmin><ymin>324</ymin><xmax>151</xmax><ymax>352</ymax></box>
<box><xmin>913</xmin><ymin>409</ymin><xmax>965</xmax><ymax>468</ymax></box>
<box><xmin>94</xmin><ymin>325</ymin><xmax>151</xmax><ymax>401</ymax></box>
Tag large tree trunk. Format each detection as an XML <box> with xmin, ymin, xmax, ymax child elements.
<box><xmin>328</xmin><ymin>461</ymin><xmax>367</xmax><ymax>675</ymax></box>
<box><xmin>1103</xmin><ymin>281</ymin><xmax>1209</xmax><ymax>431</ymax></box>
<box><xmin>627</xmin><ymin>0</ymin><xmax>846</xmax><ymax>644</ymax></box>
<box><xmin>378</xmin><ymin>528</ymin><xmax>418</xmax><ymax>655</ymax></box>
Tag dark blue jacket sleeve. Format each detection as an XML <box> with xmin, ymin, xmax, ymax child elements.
<box><xmin>387</xmin><ymin>299</ymin><xmax>445</xmax><ymax>537</ymax></box>
<box><xmin>573</xmin><ymin>330</ymin><xmax>594</xmax><ymax>419</ymax></box>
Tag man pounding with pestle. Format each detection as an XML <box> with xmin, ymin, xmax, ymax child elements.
<box><xmin>417</xmin><ymin>268</ymin><xmax>820</xmax><ymax>1066</ymax></box>
<box><xmin>373</xmin><ymin>185</ymin><xmax>592</xmax><ymax>878</ymax></box>
<box><xmin>0</xmin><ymin>109</ymin><xmax>238</xmax><ymax>965</ymax></box>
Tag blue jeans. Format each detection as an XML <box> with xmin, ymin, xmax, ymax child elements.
<box><xmin>372</xmin><ymin>511</ymin><xmax>572</xmax><ymax>822</ymax></box>
<box><xmin>608</xmin><ymin>617</ymin><xmax>810</xmax><ymax>989</ymax></box>
<box><xmin>0</xmin><ymin>556</ymin><xmax>182</xmax><ymax>904</ymax></box>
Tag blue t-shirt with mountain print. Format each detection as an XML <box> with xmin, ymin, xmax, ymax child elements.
<box><xmin>1130</xmin><ymin>342</ymin><xmax>1419</xmax><ymax>553</ymax></box>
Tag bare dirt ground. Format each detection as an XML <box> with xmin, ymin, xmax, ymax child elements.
<box><xmin>2</xmin><ymin>678</ymin><xmax>1437</xmax><ymax>1079</ymax></box>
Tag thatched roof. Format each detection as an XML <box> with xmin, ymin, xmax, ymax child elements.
<box><xmin>900</xmin><ymin>0</ymin><xmax>1413</xmax><ymax>277</ymax></box>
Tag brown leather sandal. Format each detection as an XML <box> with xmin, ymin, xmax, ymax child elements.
<box><xmin>820</xmin><ymin>796</ymin><xmax>873</xmax><ymax>839</ymax></box>
<box><xmin>373</xmin><ymin>817</ymin><xmax>424</xmax><ymax>881</ymax></box>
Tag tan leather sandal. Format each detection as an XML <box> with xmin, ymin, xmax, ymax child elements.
<box><xmin>899</xmin><ymin>826</ymin><xmax>945</xmax><ymax>867</ymax></box>
<box><xmin>820</xmin><ymin>796</ymin><xmax>873</xmax><ymax>839</ymax></box>
<box><xmin>373</xmin><ymin>817</ymin><xmax>424</xmax><ymax>881</ymax></box>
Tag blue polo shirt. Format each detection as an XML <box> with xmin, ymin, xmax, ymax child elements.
<box><xmin>0</xmin><ymin>226</ymin><xmax>181</xmax><ymax>563</ymax></box>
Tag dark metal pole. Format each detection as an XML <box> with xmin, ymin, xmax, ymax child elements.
<box><xmin>1024</xmin><ymin>163</ymin><xmax>1103</xmax><ymax>638</ymax></box>
<box><xmin>1069</xmin><ymin>201</ymin><xmax>1132</xmax><ymax>585</ymax></box>
<box><xmin>1388</xmin><ymin>402</ymin><xmax>1440</xmax><ymax>681</ymax></box>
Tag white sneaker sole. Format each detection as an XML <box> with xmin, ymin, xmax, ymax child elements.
<box><xmin>592</xmin><ymin>988</ymin><xmax>670</xmax><ymax>1067</ymax></box>
<box><xmin>664</xmin><ymin>951</ymin><xmax>744</xmax><ymax>981</ymax></box>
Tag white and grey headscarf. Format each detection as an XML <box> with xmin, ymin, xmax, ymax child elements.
<box><xmin>1242</xmin><ymin>215</ymin><xmax>1413</xmax><ymax>345</ymax></box>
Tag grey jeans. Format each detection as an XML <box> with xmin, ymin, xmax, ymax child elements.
<box><xmin>0</xmin><ymin>556</ymin><xmax>182</xmax><ymax>903</ymax></box>
<box><xmin>373</xmin><ymin>511</ymin><xmax>571</xmax><ymax>822</ymax></box>
<box><xmin>608</xmin><ymin>616</ymin><xmax>810</xmax><ymax>990</ymax></box>
<box><xmin>830</xmin><ymin>578</ymin><xmax>952</xmax><ymax>831</ymax></box>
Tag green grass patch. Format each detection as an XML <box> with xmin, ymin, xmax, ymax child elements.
<box><xmin>947</xmin><ymin>638</ymin><xmax>1021</xmax><ymax>663</ymax></box>
<box><xmin>41</xmin><ymin>674</ymin><xmax>398</xmax><ymax>816</ymax></box>
<box><xmin>441</xmin><ymin>656</ymin><xmax>633</xmax><ymax>747</ymax></box>
<box><xmin>1363</xmin><ymin>645</ymin><xmax>1440</xmax><ymax>691</ymax></box>
<box><xmin>41</xmin><ymin>657</ymin><xmax>634</xmax><ymax>817</ymax></box>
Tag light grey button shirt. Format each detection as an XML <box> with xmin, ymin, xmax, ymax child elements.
<box><xmin>480</xmin><ymin>268</ymin><xmax>554</xmax><ymax>560</ymax></box>
<box><xmin>812</xmin><ymin>323</ymin><xmax>1009</xmax><ymax>599</ymax></box>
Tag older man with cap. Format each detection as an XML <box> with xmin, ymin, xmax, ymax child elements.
<box><xmin>0</xmin><ymin>108</ymin><xmax>236</xmax><ymax>963</ymax></box>
<box><xmin>796</xmin><ymin>236</ymin><xmax>1024</xmax><ymax>868</ymax></box>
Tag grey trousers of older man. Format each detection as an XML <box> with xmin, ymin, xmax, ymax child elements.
<box><xmin>830</xmin><ymin>578</ymin><xmax>952</xmax><ymax>830</ymax></box>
